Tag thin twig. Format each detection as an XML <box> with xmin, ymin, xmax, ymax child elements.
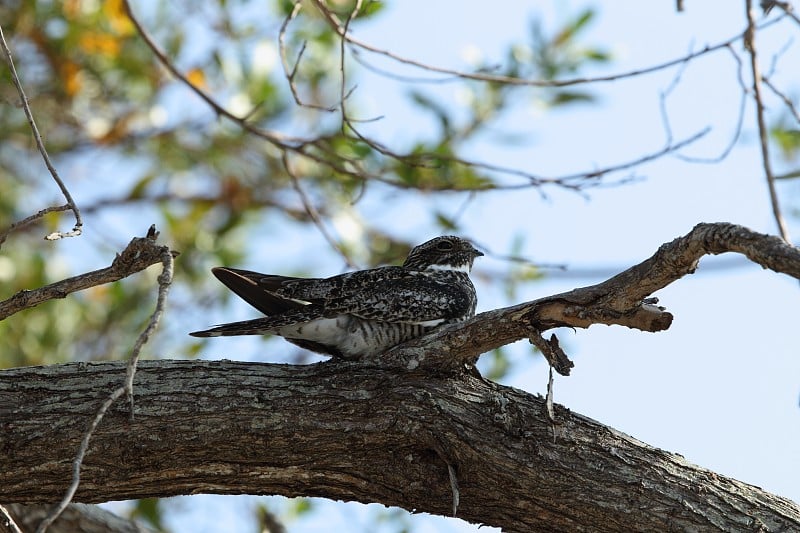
<box><xmin>126</xmin><ymin>240</ymin><xmax>175</xmax><ymax>416</ymax></box>
<box><xmin>0</xmin><ymin>24</ymin><xmax>82</xmax><ymax>242</ymax></box>
<box><xmin>471</xmin><ymin>128</ymin><xmax>710</xmax><ymax>188</ymax></box>
<box><xmin>657</xmin><ymin>43</ymin><xmax>692</xmax><ymax>147</ymax></box>
<box><xmin>121</xmin><ymin>0</ymin><xmax>307</xmax><ymax>147</ymax></box>
<box><xmin>339</xmin><ymin>0</ymin><xmax>362</xmax><ymax>127</ymax></box>
<box><xmin>283</xmin><ymin>154</ymin><xmax>359</xmax><ymax>268</ymax></box>
<box><xmin>0</xmin><ymin>505</ymin><xmax>24</xmax><ymax>533</ymax></box>
<box><xmin>762</xmin><ymin>76</ymin><xmax>800</xmax><ymax>123</ymax></box>
<box><xmin>774</xmin><ymin>169</ymin><xmax>800</xmax><ymax>180</ymax></box>
<box><xmin>311</xmin><ymin>0</ymin><xmax>784</xmax><ymax>89</ymax></box>
<box><xmin>36</xmin><ymin>226</ymin><xmax>175</xmax><ymax>533</ymax></box>
<box><xmin>122</xmin><ymin>0</ymin><xmax>389</xmax><ymax>191</ymax></box>
<box><xmin>676</xmin><ymin>44</ymin><xmax>747</xmax><ymax>164</ymax></box>
<box><xmin>744</xmin><ymin>0</ymin><xmax>791</xmax><ymax>242</ymax></box>
<box><xmin>81</xmin><ymin>191</ymin><xmax>317</xmax><ymax>221</ymax></box>
<box><xmin>278</xmin><ymin>0</ymin><xmax>337</xmax><ymax>112</ymax></box>
<box><xmin>0</xmin><ymin>204</ymin><xmax>71</xmax><ymax>249</ymax></box>
<box><xmin>0</xmin><ymin>228</ymin><xmax>174</xmax><ymax>320</ymax></box>
<box><xmin>126</xmin><ymin>0</ymin><xmax>713</xmax><ymax>196</ymax></box>
<box><xmin>35</xmin><ymin>387</ymin><xmax>126</xmax><ymax>533</ymax></box>
<box><xmin>769</xmin><ymin>1</ymin><xmax>800</xmax><ymax>25</ymax></box>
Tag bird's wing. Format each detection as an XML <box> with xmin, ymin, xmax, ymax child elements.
<box><xmin>208</xmin><ymin>266</ymin><xmax>473</xmax><ymax>325</ymax></box>
<box><xmin>330</xmin><ymin>274</ymin><xmax>474</xmax><ymax>324</ymax></box>
<box><xmin>210</xmin><ymin>267</ymin><xmax>307</xmax><ymax>315</ymax></box>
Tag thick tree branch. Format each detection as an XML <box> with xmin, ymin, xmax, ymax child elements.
<box><xmin>380</xmin><ymin>222</ymin><xmax>799</xmax><ymax>374</ymax></box>
<box><xmin>0</xmin><ymin>226</ymin><xmax>175</xmax><ymax>321</ymax></box>
<box><xmin>2</xmin><ymin>360</ymin><xmax>799</xmax><ymax>532</ymax></box>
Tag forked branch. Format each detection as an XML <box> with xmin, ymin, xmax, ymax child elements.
<box><xmin>382</xmin><ymin>222</ymin><xmax>799</xmax><ymax>374</ymax></box>
<box><xmin>0</xmin><ymin>226</ymin><xmax>175</xmax><ymax>321</ymax></box>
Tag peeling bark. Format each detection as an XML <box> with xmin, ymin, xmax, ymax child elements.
<box><xmin>2</xmin><ymin>361</ymin><xmax>800</xmax><ymax>532</ymax></box>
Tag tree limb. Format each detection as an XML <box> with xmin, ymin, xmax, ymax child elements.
<box><xmin>378</xmin><ymin>222</ymin><xmax>799</xmax><ymax>374</ymax></box>
<box><xmin>0</xmin><ymin>226</ymin><xmax>176</xmax><ymax>321</ymax></box>
<box><xmin>2</xmin><ymin>360</ymin><xmax>799</xmax><ymax>532</ymax></box>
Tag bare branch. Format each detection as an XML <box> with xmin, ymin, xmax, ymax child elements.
<box><xmin>278</xmin><ymin>1</ymin><xmax>337</xmax><ymax>112</ymax></box>
<box><xmin>744</xmin><ymin>0</ymin><xmax>791</xmax><ymax>242</ymax></box>
<box><xmin>0</xmin><ymin>204</ymin><xmax>72</xmax><ymax>249</ymax></box>
<box><xmin>0</xmin><ymin>505</ymin><xmax>23</xmax><ymax>533</ymax></box>
<box><xmin>283</xmin><ymin>154</ymin><xmax>358</xmax><ymax>268</ymax></box>
<box><xmin>0</xmin><ymin>24</ymin><xmax>82</xmax><ymax>242</ymax></box>
<box><xmin>121</xmin><ymin>0</ymin><xmax>307</xmax><ymax>147</ymax></box>
<box><xmin>762</xmin><ymin>75</ymin><xmax>800</xmax><ymax>123</ymax></box>
<box><xmin>528</xmin><ymin>331</ymin><xmax>573</xmax><ymax>376</ymax></box>
<box><xmin>0</xmin><ymin>227</ymin><xmax>175</xmax><ymax>321</ymax></box>
<box><xmin>311</xmin><ymin>0</ymin><xmax>784</xmax><ymax>89</ymax></box>
<box><xmin>775</xmin><ymin>169</ymin><xmax>800</xmax><ymax>180</ymax></box>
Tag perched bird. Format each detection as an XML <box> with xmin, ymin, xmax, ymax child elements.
<box><xmin>190</xmin><ymin>236</ymin><xmax>483</xmax><ymax>359</ymax></box>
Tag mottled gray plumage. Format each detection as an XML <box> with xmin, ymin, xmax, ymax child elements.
<box><xmin>190</xmin><ymin>236</ymin><xmax>483</xmax><ymax>358</ymax></box>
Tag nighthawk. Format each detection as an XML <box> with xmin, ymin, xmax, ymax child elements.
<box><xmin>190</xmin><ymin>236</ymin><xmax>483</xmax><ymax>359</ymax></box>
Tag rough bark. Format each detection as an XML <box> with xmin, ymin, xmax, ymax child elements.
<box><xmin>2</xmin><ymin>222</ymin><xmax>799</xmax><ymax>531</ymax></box>
<box><xmin>2</xmin><ymin>360</ymin><xmax>800</xmax><ymax>532</ymax></box>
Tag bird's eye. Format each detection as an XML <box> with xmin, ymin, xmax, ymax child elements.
<box><xmin>436</xmin><ymin>240</ymin><xmax>455</xmax><ymax>251</ymax></box>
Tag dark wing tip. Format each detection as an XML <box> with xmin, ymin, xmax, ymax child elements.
<box><xmin>189</xmin><ymin>329</ymin><xmax>217</xmax><ymax>337</ymax></box>
<box><xmin>211</xmin><ymin>267</ymin><xmax>258</xmax><ymax>285</ymax></box>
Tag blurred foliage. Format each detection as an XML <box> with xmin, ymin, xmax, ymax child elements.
<box><xmin>130</xmin><ymin>498</ymin><xmax>167</xmax><ymax>533</ymax></box>
<box><xmin>770</xmin><ymin>114</ymin><xmax>800</xmax><ymax>184</ymax></box>
<box><xmin>771</xmin><ymin>122</ymin><xmax>800</xmax><ymax>162</ymax></box>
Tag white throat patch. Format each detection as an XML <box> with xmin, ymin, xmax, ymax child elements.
<box><xmin>427</xmin><ymin>263</ymin><xmax>471</xmax><ymax>273</ymax></box>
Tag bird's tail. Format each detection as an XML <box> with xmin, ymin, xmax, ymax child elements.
<box><xmin>189</xmin><ymin>317</ymin><xmax>282</xmax><ymax>337</ymax></box>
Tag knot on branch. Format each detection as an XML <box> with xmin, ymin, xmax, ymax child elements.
<box><xmin>529</xmin><ymin>331</ymin><xmax>573</xmax><ymax>376</ymax></box>
<box><xmin>111</xmin><ymin>225</ymin><xmax>177</xmax><ymax>274</ymax></box>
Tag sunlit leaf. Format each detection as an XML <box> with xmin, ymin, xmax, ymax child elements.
<box><xmin>186</xmin><ymin>68</ymin><xmax>208</xmax><ymax>90</ymax></box>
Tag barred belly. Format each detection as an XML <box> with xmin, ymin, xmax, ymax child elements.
<box><xmin>278</xmin><ymin>315</ymin><xmax>431</xmax><ymax>358</ymax></box>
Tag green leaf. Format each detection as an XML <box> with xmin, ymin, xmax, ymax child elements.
<box><xmin>130</xmin><ymin>498</ymin><xmax>165</xmax><ymax>531</ymax></box>
<box><xmin>553</xmin><ymin>8</ymin><xmax>596</xmax><ymax>46</ymax></box>
<box><xmin>434</xmin><ymin>211</ymin><xmax>459</xmax><ymax>231</ymax></box>
<box><xmin>771</xmin><ymin>126</ymin><xmax>800</xmax><ymax>161</ymax></box>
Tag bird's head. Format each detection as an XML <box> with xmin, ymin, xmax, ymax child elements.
<box><xmin>402</xmin><ymin>236</ymin><xmax>484</xmax><ymax>272</ymax></box>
